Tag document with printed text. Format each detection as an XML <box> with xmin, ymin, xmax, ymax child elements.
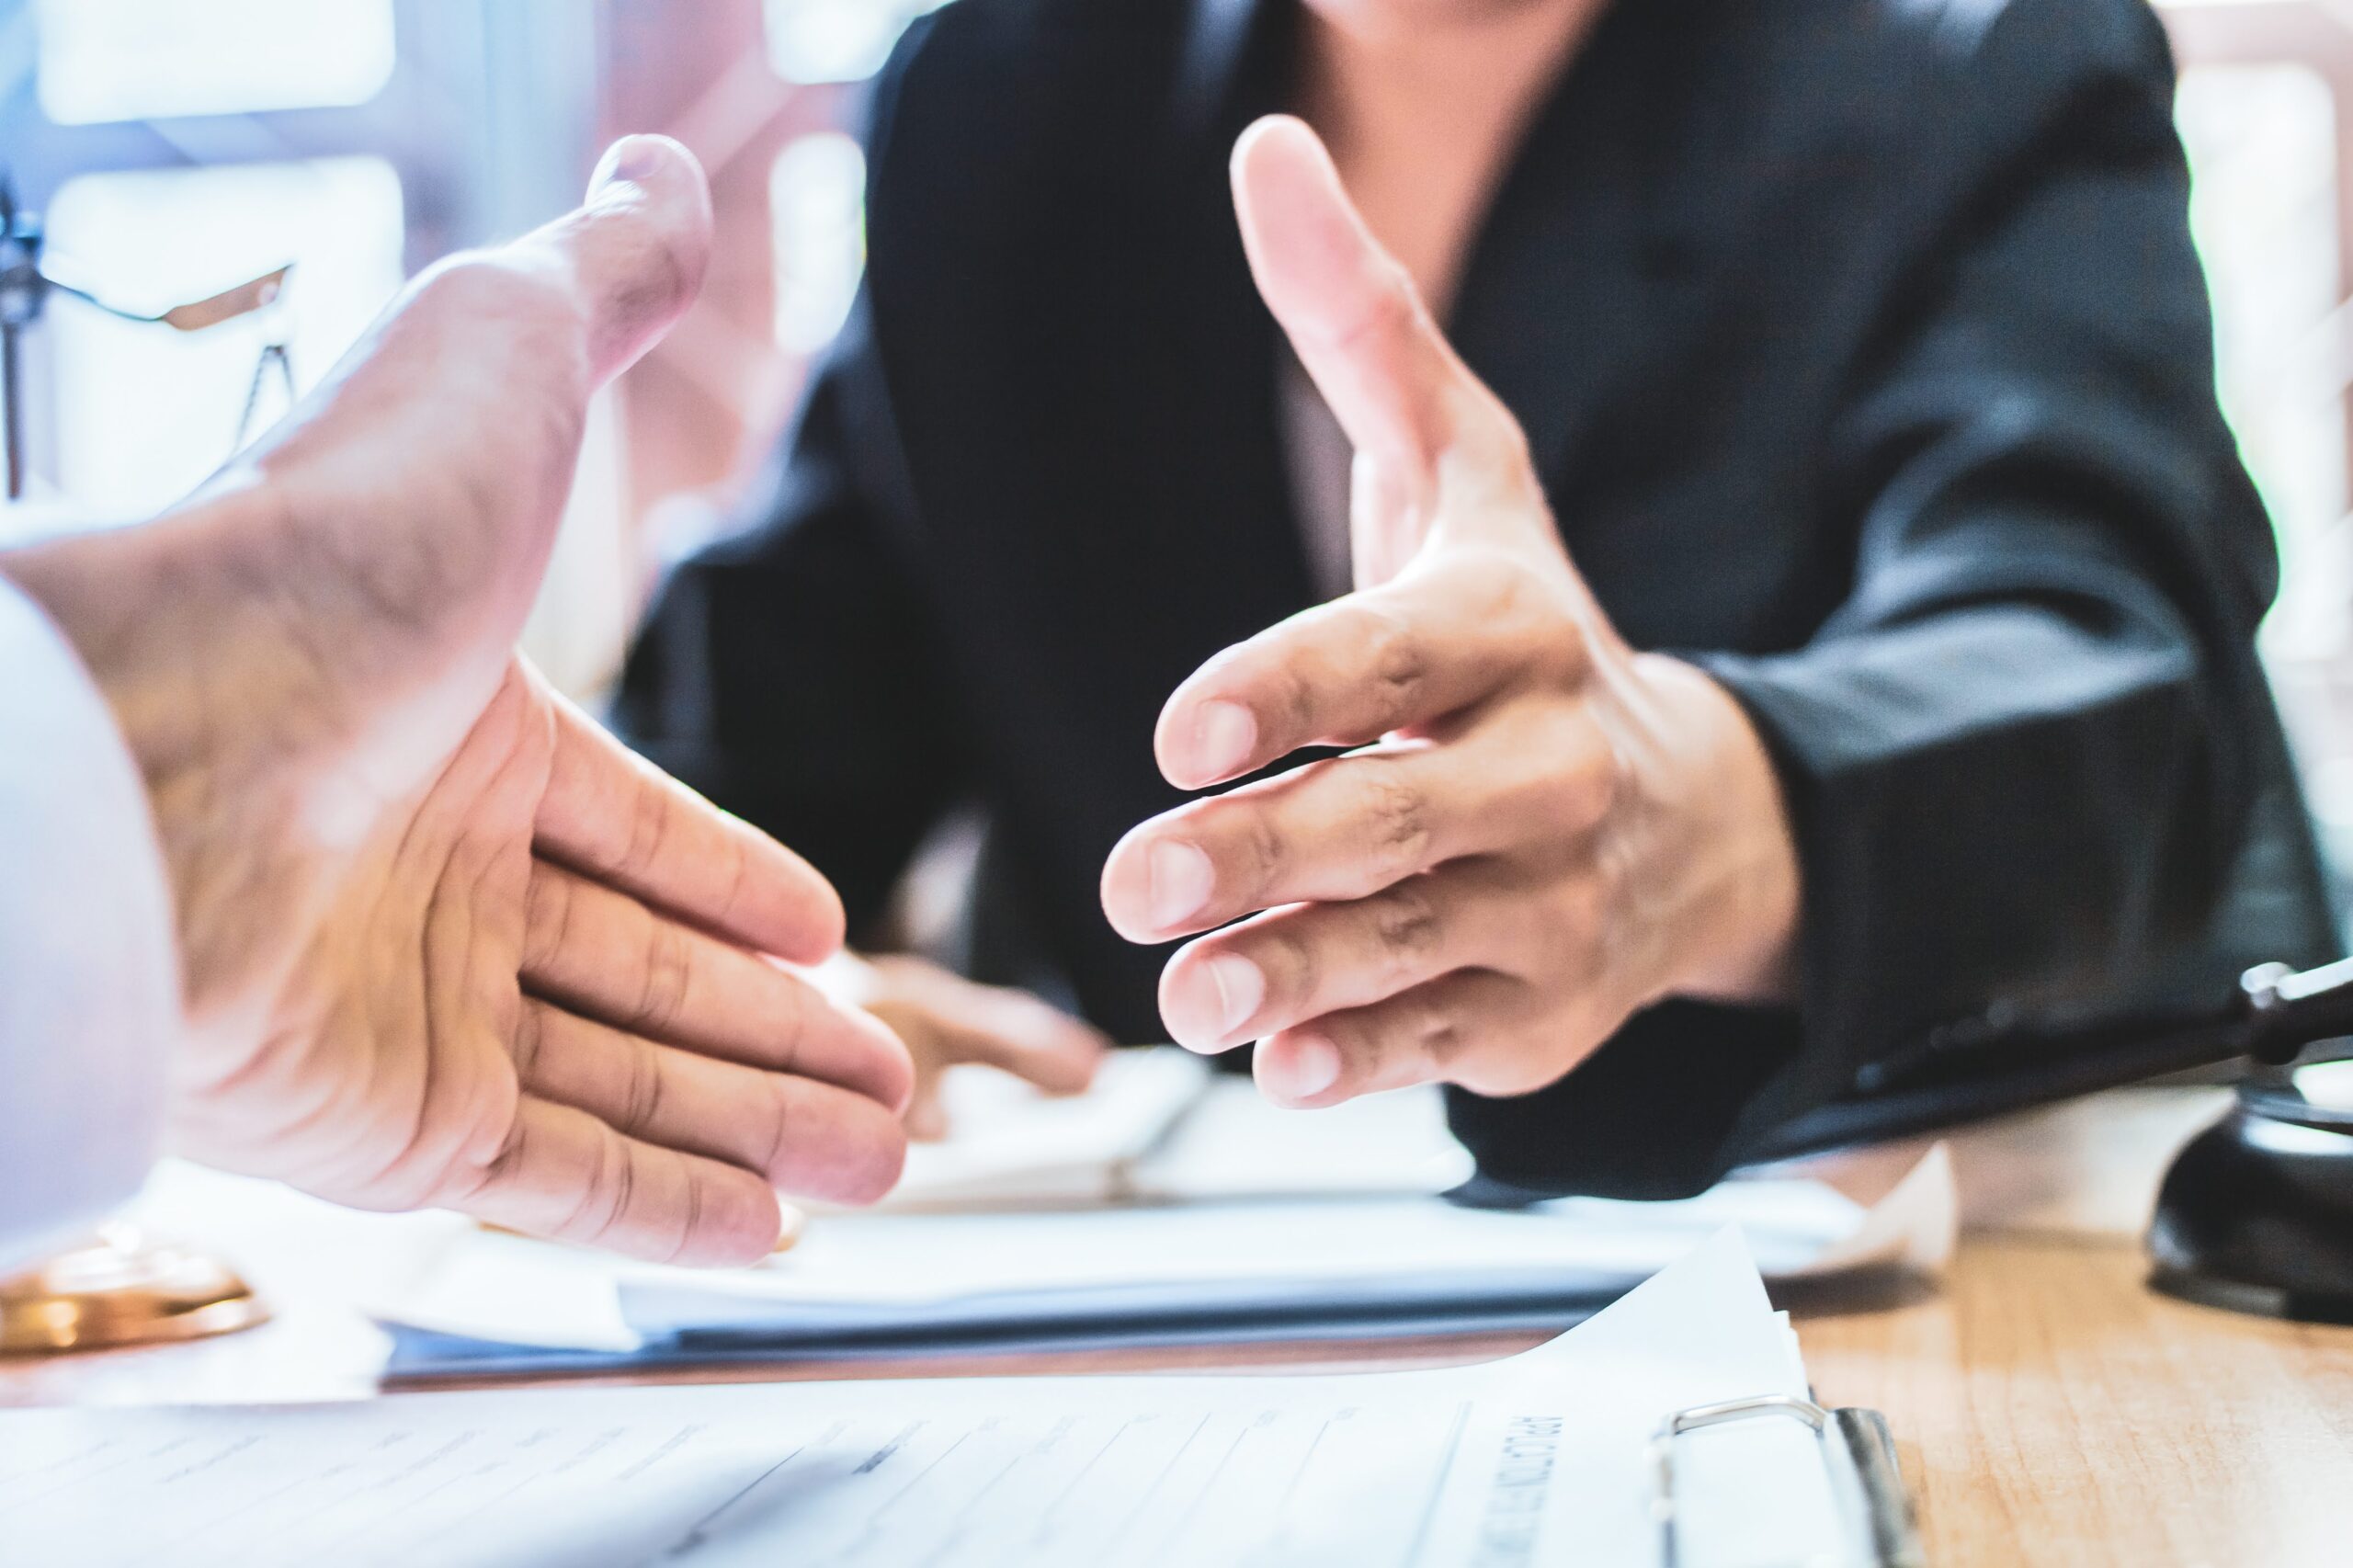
<box><xmin>0</xmin><ymin>1233</ymin><xmax>1852</xmax><ymax>1568</ymax></box>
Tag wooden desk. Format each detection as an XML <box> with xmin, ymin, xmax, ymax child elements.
<box><xmin>1802</xmin><ymin>1233</ymin><xmax>2353</xmax><ymax>1567</ymax></box>
<box><xmin>7</xmin><ymin>1088</ymin><xmax>2353</xmax><ymax>1565</ymax></box>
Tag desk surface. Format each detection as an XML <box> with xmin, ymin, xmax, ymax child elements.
<box><xmin>6</xmin><ymin>1087</ymin><xmax>2352</xmax><ymax>1566</ymax></box>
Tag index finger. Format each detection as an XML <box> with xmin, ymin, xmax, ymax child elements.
<box><xmin>520</xmin><ymin>858</ymin><xmax>906</xmax><ymax>1111</ymax></box>
<box><xmin>535</xmin><ymin>693</ymin><xmax>847</xmax><ymax>964</ymax></box>
<box><xmin>1154</xmin><ymin>550</ymin><xmax>1579</xmax><ymax>790</ymax></box>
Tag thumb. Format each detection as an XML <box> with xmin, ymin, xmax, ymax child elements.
<box><xmin>531</xmin><ymin>134</ymin><xmax>715</xmax><ymax>387</ymax></box>
<box><xmin>1231</xmin><ymin>116</ymin><xmax>1534</xmax><ymax>582</ymax></box>
<box><xmin>1232</xmin><ymin>116</ymin><xmax>1462</xmax><ymax>470</ymax></box>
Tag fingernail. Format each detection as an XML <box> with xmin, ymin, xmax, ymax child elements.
<box><xmin>1190</xmin><ymin>700</ymin><xmax>1256</xmax><ymax>783</ymax></box>
<box><xmin>1260</xmin><ymin>1033</ymin><xmax>1341</xmax><ymax>1104</ymax></box>
<box><xmin>1147</xmin><ymin>839</ymin><xmax>1214</xmax><ymax>930</ymax></box>
<box><xmin>594</xmin><ymin>136</ymin><xmax>665</xmax><ymax>192</ymax></box>
<box><xmin>1205</xmin><ymin>953</ymin><xmax>1264</xmax><ymax>1036</ymax></box>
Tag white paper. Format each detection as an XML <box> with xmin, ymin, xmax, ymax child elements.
<box><xmin>1131</xmin><ymin>1078</ymin><xmax>1478</xmax><ymax>1200</ymax></box>
<box><xmin>870</xmin><ymin>1049</ymin><xmax>1215</xmax><ymax>1210</ymax></box>
<box><xmin>368</xmin><ymin>1144</ymin><xmax>1952</xmax><ymax>1354</ymax></box>
<box><xmin>0</xmin><ymin>1233</ymin><xmax>1853</xmax><ymax>1568</ymax></box>
<box><xmin>858</xmin><ymin>1065</ymin><xmax>1473</xmax><ymax>1213</ymax></box>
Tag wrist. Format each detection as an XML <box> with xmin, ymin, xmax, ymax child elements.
<box><xmin>2</xmin><ymin>483</ymin><xmax>288</xmax><ymax>782</ymax></box>
<box><xmin>1</xmin><ymin>483</ymin><xmax>318</xmax><ymax>1007</ymax></box>
<box><xmin>1631</xmin><ymin>653</ymin><xmax>1802</xmax><ymax>1006</ymax></box>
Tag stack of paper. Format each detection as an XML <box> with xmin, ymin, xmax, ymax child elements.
<box><xmin>864</xmin><ymin>1049</ymin><xmax>1476</xmax><ymax>1209</ymax></box>
<box><xmin>0</xmin><ymin>1233</ymin><xmax>1862</xmax><ymax>1568</ymax></box>
<box><xmin>106</xmin><ymin>1062</ymin><xmax>1952</xmax><ymax>1375</ymax></box>
<box><xmin>364</xmin><ymin>1139</ymin><xmax>1950</xmax><ymax>1374</ymax></box>
<box><xmin>875</xmin><ymin>1049</ymin><xmax>1218</xmax><ymax>1208</ymax></box>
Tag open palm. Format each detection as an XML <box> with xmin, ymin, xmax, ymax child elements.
<box><xmin>19</xmin><ymin>140</ymin><xmax>910</xmax><ymax>1264</ymax></box>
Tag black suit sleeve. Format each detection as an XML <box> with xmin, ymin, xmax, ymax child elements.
<box><xmin>1450</xmin><ymin>0</ymin><xmax>2306</xmax><ymax>1197</ymax></box>
<box><xmin>612</xmin><ymin>310</ymin><xmax>969</xmax><ymax>935</ymax></box>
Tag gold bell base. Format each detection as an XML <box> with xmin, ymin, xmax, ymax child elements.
<box><xmin>0</xmin><ymin>1225</ymin><xmax>269</xmax><ymax>1356</ymax></box>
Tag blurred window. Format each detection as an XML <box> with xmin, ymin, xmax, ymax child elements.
<box><xmin>46</xmin><ymin>158</ymin><xmax>406</xmax><ymax>517</ymax></box>
<box><xmin>6</xmin><ymin>4</ymin><xmax>628</xmax><ymax>695</ymax></box>
<box><xmin>765</xmin><ymin>0</ymin><xmax>953</xmax><ymax>87</ymax></box>
<box><xmin>2180</xmin><ymin>65</ymin><xmax>2346</xmax><ymax>585</ymax></box>
<box><xmin>2176</xmin><ymin>61</ymin><xmax>2353</xmax><ymax>885</ymax></box>
<box><xmin>34</xmin><ymin>0</ymin><xmax>398</xmax><ymax>125</ymax></box>
<box><xmin>771</xmin><ymin>131</ymin><xmax>867</xmax><ymax>352</ymax></box>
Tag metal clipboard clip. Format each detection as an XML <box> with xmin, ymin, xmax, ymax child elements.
<box><xmin>1649</xmin><ymin>1393</ymin><xmax>1924</xmax><ymax>1568</ymax></box>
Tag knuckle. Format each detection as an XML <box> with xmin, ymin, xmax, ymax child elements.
<box><xmin>619</xmin><ymin>773</ymin><xmax>676</xmax><ymax>882</ymax></box>
<box><xmin>1324</xmin><ymin>1017</ymin><xmax>1386</xmax><ymax>1086</ymax></box>
<box><xmin>1486</xmin><ymin>551</ymin><xmax>1552</xmax><ymax>626</ymax></box>
<box><xmin>1536</xmin><ymin>710</ymin><xmax>1620</xmax><ymax>827</ymax></box>
<box><xmin>1234</xmin><ymin>801</ymin><xmax>1290</xmax><ymax>900</ymax></box>
<box><xmin>1409</xmin><ymin>988</ymin><xmax>1469</xmax><ymax>1069</ymax></box>
<box><xmin>521</xmin><ymin>868</ymin><xmax>576</xmax><ymax>971</ymax></box>
<box><xmin>621</xmin><ymin>1040</ymin><xmax>665</xmax><ymax>1133</ymax></box>
<box><xmin>718</xmin><ymin>827</ymin><xmax>756</xmax><ymax>932</ymax></box>
<box><xmin>510</xmin><ymin>1000</ymin><xmax>550</xmax><ymax>1081</ymax></box>
<box><xmin>760</xmin><ymin>1076</ymin><xmax>797</xmax><ymax>1182</ymax></box>
<box><xmin>631</xmin><ymin>921</ymin><xmax>694</xmax><ymax>1032</ymax></box>
<box><xmin>599</xmin><ymin>1142</ymin><xmax>639</xmax><ymax>1238</ymax></box>
<box><xmin>1458</xmin><ymin>549</ymin><xmax>1582</xmax><ymax>677</ymax></box>
<box><xmin>1369</xmin><ymin>881</ymin><xmax>1446</xmax><ymax>982</ymax></box>
<box><xmin>1546</xmin><ymin>878</ymin><xmax>1606</xmax><ymax>955</ymax></box>
<box><xmin>1255</xmin><ymin>923</ymin><xmax>1318</xmax><ymax>1013</ymax></box>
<box><xmin>562</xmin><ymin>1130</ymin><xmax>631</xmax><ymax>1241</ymax></box>
<box><xmin>1356</xmin><ymin>603</ymin><xmax>1432</xmax><ymax>731</ymax></box>
<box><xmin>1267</xmin><ymin>656</ymin><xmax>1320</xmax><ymax>748</ymax></box>
<box><xmin>600</xmin><ymin>219</ymin><xmax>699</xmax><ymax>330</ymax></box>
<box><xmin>1357</xmin><ymin>761</ymin><xmax>1434</xmax><ymax>879</ymax></box>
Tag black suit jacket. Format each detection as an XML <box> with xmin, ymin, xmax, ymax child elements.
<box><xmin>618</xmin><ymin>0</ymin><xmax>2338</xmax><ymax>1197</ymax></box>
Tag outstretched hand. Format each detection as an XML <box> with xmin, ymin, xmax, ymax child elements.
<box><xmin>1102</xmin><ymin>118</ymin><xmax>1802</xmax><ymax>1109</ymax></box>
<box><xmin>7</xmin><ymin>139</ymin><xmax>911</xmax><ymax>1263</ymax></box>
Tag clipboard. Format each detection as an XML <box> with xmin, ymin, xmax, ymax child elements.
<box><xmin>1650</xmin><ymin>1393</ymin><xmax>1924</xmax><ymax>1568</ymax></box>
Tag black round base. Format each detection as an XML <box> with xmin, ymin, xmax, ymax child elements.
<box><xmin>2146</xmin><ymin>1084</ymin><xmax>2353</xmax><ymax>1327</ymax></box>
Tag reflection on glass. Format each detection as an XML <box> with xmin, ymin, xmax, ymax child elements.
<box><xmin>47</xmin><ymin>157</ymin><xmax>406</xmax><ymax>519</ymax></box>
<box><xmin>35</xmin><ymin>0</ymin><xmax>398</xmax><ymax>125</ymax></box>
<box><xmin>772</xmin><ymin>132</ymin><xmax>868</xmax><ymax>353</ymax></box>
<box><xmin>765</xmin><ymin>0</ymin><xmax>953</xmax><ymax>86</ymax></box>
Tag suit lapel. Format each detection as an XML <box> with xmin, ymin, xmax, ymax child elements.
<box><xmin>1447</xmin><ymin>0</ymin><xmax>1723</xmax><ymax>508</ymax></box>
<box><xmin>1158</xmin><ymin>0</ymin><xmax>1743</xmax><ymax>569</ymax></box>
<box><xmin>1149</xmin><ymin>0</ymin><xmax>1318</xmax><ymax>642</ymax></box>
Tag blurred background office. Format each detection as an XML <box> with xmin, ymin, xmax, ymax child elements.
<box><xmin>6</xmin><ymin>0</ymin><xmax>2353</xmax><ymax>926</ymax></box>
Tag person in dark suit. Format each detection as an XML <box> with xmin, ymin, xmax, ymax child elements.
<box><xmin>617</xmin><ymin>0</ymin><xmax>2338</xmax><ymax>1199</ymax></box>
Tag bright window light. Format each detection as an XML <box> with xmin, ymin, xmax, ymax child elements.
<box><xmin>771</xmin><ymin>132</ymin><xmax>867</xmax><ymax>353</ymax></box>
<box><xmin>765</xmin><ymin>0</ymin><xmax>953</xmax><ymax>86</ymax></box>
<box><xmin>35</xmin><ymin>0</ymin><xmax>398</xmax><ymax>125</ymax></box>
<box><xmin>2179</xmin><ymin>64</ymin><xmax>2345</xmax><ymax>574</ymax></box>
<box><xmin>46</xmin><ymin>157</ymin><xmax>407</xmax><ymax>519</ymax></box>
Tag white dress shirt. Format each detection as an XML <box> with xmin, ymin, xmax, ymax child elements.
<box><xmin>0</xmin><ymin>575</ymin><xmax>176</xmax><ymax>1274</ymax></box>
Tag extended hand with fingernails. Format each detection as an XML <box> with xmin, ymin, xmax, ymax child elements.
<box><xmin>11</xmin><ymin>138</ymin><xmax>914</xmax><ymax>1263</ymax></box>
<box><xmin>1101</xmin><ymin>117</ymin><xmax>1802</xmax><ymax>1110</ymax></box>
